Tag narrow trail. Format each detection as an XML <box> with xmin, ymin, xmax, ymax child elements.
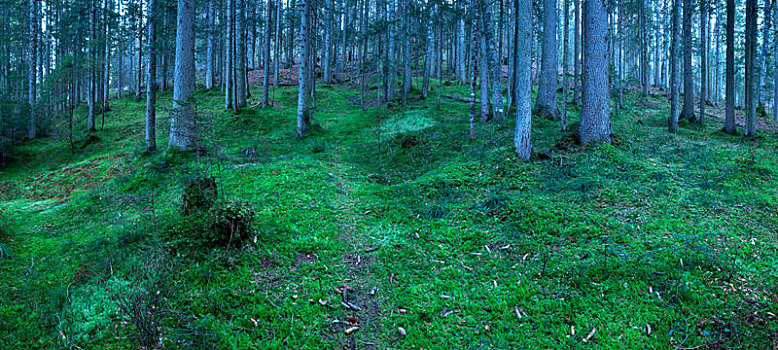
<box><xmin>325</xmin><ymin>150</ymin><xmax>386</xmax><ymax>350</ymax></box>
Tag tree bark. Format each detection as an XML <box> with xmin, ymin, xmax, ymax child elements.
<box><xmin>745</xmin><ymin>0</ymin><xmax>757</xmax><ymax>136</ymax></box>
<box><xmin>235</xmin><ymin>0</ymin><xmax>247</xmax><ymax>108</ymax></box>
<box><xmin>89</xmin><ymin>2</ymin><xmax>97</xmax><ymax>131</ymax></box>
<box><xmin>680</xmin><ymin>0</ymin><xmax>695</xmax><ymax>121</ymax></box>
<box><xmin>296</xmin><ymin>0</ymin><xmax>311</xmax><ymax>137</ymax></box>
<box><xmin>146</xmin><ymin>0</ymin><xmax>158</xmax><ymax>151</ymax></box>
<box><xmin>579</xmin><ymin>0</ymin><xmax>611</xmax><ymax>144</ymax></box>
<box><xmin>28</xmin><ymin>0</ymin><xmax>37</xmax><ymax>139</ymax></box>
<box><xmin>725</xmin><ymin>0</ymin><xmax>736</xmax><ymax>134</ymax></box>
<box><xmin>479</xmin><ymin>14</ymin><xmax>490</xmax><ymax>121</ymax></box>
<box><xmin>323</xmin><ymin>0</ymin><xmax>333</xmax><ymax>84</ymax></box>
<box><xmin>670</xmin><ymin>0</ymin><xmax>681</xmax><ymax>133</ymax></box>
<box><xmin>514</xmin><ymin>0</ymin><xmax>532</xmax><ymax>161</ymax></box>
<box><xmin>263</xmin><ymin>0</ymin><xmax>272</xmax><ymax>106</ymax></box>
<box><xmin>206</xmin><ymin>0</ymin><xmax>216</xmax><ymax>90</ymax></box>
<box><xmin>169</xmin><ymin>0</ymin><xmax>197</xmax><ymax>150</ymax></box>
<box><xmin>225</xmin><ymin>0</ymin><xmax>234</xmax><ymax>109</ymax></box>
<box><xmin>699</xmin><ymin>0</ymin><xmax>707</xmax><ymax>125</ymax></box>
<box><xmin>573</xmin><ymin>0</ymin><xmax>581</xmax><ymax>105</ymax></box>
<box><xmin>534</xmin><ymin>0</ymin><xmax>559</xmax><ymax>120</ymax></box>
<box><xmin>480</xmin><ymin>0</ymin><xmax>505</xmax><ymax>119</ymax></box>
<box><xmin>561</xmin><ymin>0</ymin><xmax>569</xmax><ymax>130</ymax></box>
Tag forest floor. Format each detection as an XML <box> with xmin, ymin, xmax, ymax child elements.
<box><xmin>1</xmin><ymin>77</ymin><xmax>778</xmax><ymax>349</ymax></box>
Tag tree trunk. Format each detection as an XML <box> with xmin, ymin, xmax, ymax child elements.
<box><xmin>402</xmin><ymin>0</ymin><xmax>411</xmax><ymax>104</ymax></box>
<box><xmin>759</xmin><ymin>1</ymin><xmax>773</xmax><ymax>105</ymax></box>
<box><xmin>573</xmin><ymin>0</ymin><xmax>581</xmax><ymax>105</ymax></box>
<box><xmin>89</xmin><ymin>3</ymin><xmax>97</xmax><ymax>131</ymax></box>
<box><xmin>296</xmin><ymin>0</ymin><xmax>311</xmax><ymax>137</ymax></box>
<box><xmin>579</xmin><ymin>0</ymin><xmax>611</xmax><ymax>144</ymax></box>
<box><xmin>235</xmin><ymin>0</ymin><xmax>247</xmax><ymax>108</ymax></box>
<box><xmin>323</xmin><ymin>0</ymin><xmax>333</xmax><ymax>84</ymax></box>
<box><xmin>725</xmin><ymin>0</ymin><xmax>736</xmax><ymax>134</ymax></box>
<box><xmin>28</xmin><ymin>0</ymin><xmax>37</xmax><ymax>139</ymax></box>
<box><xmin>534</xmin><ymin>0</ymin><xmax>559</xmax><ymax>120</ymax></box>
<box><xmin>225</xmin><ymin>0</ymin><xmax>234</xmax><ymax>109</ymax></box>
<box><xmin>103</xmin><ymin>0</ymin><xmax>111</xmax><ymax>113</ymax></box>
<box><xmin>422</xmin><ymin>4</ymin><xmax>435</xmax><ymax>98</ymax></box>
<box><xmin>699</xmin><ymin>0</ymin><xmax>707</xmax><ymax>125</ymax></box>
<box><xmin>206</xmin><ymin>0</ymin><xmax>216</xmax><ymax>90</ymax></box>
<box><xmin>135</xmin><ymin>33</ymin><xmax>142</xmax><ymax>102</ymax></box>
<box><xmin>561</xmin><ymin>0</ymin><xmax>569</xmax><ymax>130</ymax></box>
<box><xmin>263</xmin><ymin>0</ymin><xmax>272</xmax><ymax>106</ymax></box>
<box><xmin>670</xmin><ymin>0</ymin><xmax>681</xmax><ymax>133</ymax></box>
<box><xmin>457</xmin><ymin>17</ymin><xmax>466</xmax><ymax>84</ymax></box>
<box><xmin>274</xmin><ymin>0</ymin><xmax>281</xmax><ymax>87</ymax></box>
<box><xmin>470</xmin><ymin>13</ymin><xmax>478</xmax><ymax>139</ymax></box>
<box><xmin>169</xmin><ymin>0</ymin><xmax>197</xmax><ymax>150</ymax></box>
<box><xmin>146</xmin><ymin>0</ymin><xmax>158</xmax><ymax>151</ymax></box>
<box><xmin>479</xmin><ymin>23</ymin><xmax>490</xmax><ymax>121</ymax></box>
<box><xmin>480</xmin><ymin>0</ymin><xmax>505</xmax><ymax>119</ymax></box>
<box><xmin>745</xmin><ymin>0</ymin><xmax>757</xmax><ymax>136</ymax></box>
<box><xmin>514</xmin><ymin>0</ymin><xmax>532</xmax><ymax>161</ymax></box>
<box><xmin>774</xmin><ymin>0</ymin><xmax>778</xmax><ymax>121</ymax></box>
<box><xmin>680</xmin><ymin>0</ymin><xmax>695</xmax><ymax>121</ymax></box>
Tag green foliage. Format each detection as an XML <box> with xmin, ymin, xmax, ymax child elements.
<box><xmin>57</xmin><ymin>284</ymin><xmax>119</xmax><ymax>348</ymax></box>
<box><xmin>2</xmin><ymin>83</ymin><xmax>778</xmax><ymax>349</ymax></box>
<box><xmin>206</xmin><ymin>199</ymin><xmax>256</xmax><ymax>247</ymax></box>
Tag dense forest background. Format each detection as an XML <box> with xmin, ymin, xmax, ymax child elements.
<box><xmin>1</xmin><ymin>0</ymin><xmax>778</xmax><ymax>348</ymax></box>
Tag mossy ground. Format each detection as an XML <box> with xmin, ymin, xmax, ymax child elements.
<box><xmin>1</xmin><ymin>79</ymin><xmax>777</xmax><ymax>349</ymax></box>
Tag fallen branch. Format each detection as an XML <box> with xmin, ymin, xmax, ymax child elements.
<box><xmin>442</xmin><ymin>94</ymin><xmax>480</xmax><ymax>104</ymax></box>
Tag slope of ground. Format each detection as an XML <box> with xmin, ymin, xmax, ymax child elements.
<box><xmin>1</xmin><ymin>81</ymin><xmax>777</xmax><ymax>349</ymax></box>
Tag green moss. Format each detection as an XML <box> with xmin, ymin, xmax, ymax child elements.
<box><xmin>1</xmin><ymin>83</ymin><xmax>777</xmax><ymax>349</ymax></box>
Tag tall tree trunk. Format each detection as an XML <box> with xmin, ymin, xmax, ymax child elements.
<box><xmin>534</xmin><ymin>0</ymin><xmax>559</xmax><ymax>120</ymax></box>
<box><xmin>387</xmin><ymin>0</ymin><xmax>396</xmax><ymax>101</ymax></box>
<box><xmin>28</xmin><ymin>0</ymin><xmax>37</xmax><ymax>139</ymax></box>
<box><xmin>225</xmin><ymin>0</ymin><xmax>234</xmax><ymax>109</ymax></box>
<box><xmin>745</xmin><ymin>0</ymin><xmax>757</xmax><ymax>136</ymax></box>
<box><xmin>323</xmin><ymin>0</ymin><xmax>333</xmax><ymax>84</ymax></box>
<box><xmin>169</xmin><ymin>0</ymin><xmax>196</xmax><ymax>150</ymax></box>
<box><xmin>263</xmin><ymin>0</ymin><xmax>272</xmax><ymax>106</ymax></box>
<box><xmin>454</xmin><ymin>16</ymin><xmax>460</xmax><ymax>84</ymax></box>
<box><xmin>470</xmin><ymin>12</ymin><xmax>478</xmax><ymax>139</ymax></box>
<box><xmin>479</xmin><ymin>24</ymin><xmax>490</xmax><ymax>120</ymax></box>
<box><xmin>296</xmin><ymin>0</ymin><xmax>311</xmax><ymax>137</ymax></box>
<box><xmin>514</xmin><ymin>0</ymin><xmax>532</xmax><ymax>161</ymax></box>
<box><xmin>759</xmin><ymin>0</ymin><xmax>773</xmax><ymax>106</ymax></box>
<box><xmin>561</xmin><ymin>0</ymin><xmax>569</xmax><ymax>130</ymax></box>
<box><xmin>725</xmin><ymin>0</ymin><xmax>736</xmax><ymax>134</ymax></box>
<box><xmin>680</xmin><ymin>0</ymin><xmax>695</xmax><ymax>121</ymax></box>
<box><xmin>579</xmin><ymin>0</ymin><xmax>611</xmax><ymax>144</ymax></box>
<box><xmin>135</xmin><ymin>32</ymin><xmax>142</xmax><ymax>102</ymax></box>
<box><xmin>103</xmin><ymin>0</ymin><xmax>111</xmax><ymax>113</ymax></box>
<box><xmin>480</xmin><ymin>0</ymin><xmax>505</xmax><ymax>119</ymax></box>
<box><xmin>670</xmin><ymin>0</ymin><xmax>681</xmax><ymax>133</ymax></box>
<box><xmin>235</xmin><ymin>0</ymin><xmax>247</xmax><ymax>108</ymax></box>
<box><xmin>146</xmin><ymin>0</ymin><xmax>158</xmax><ymax>151</ymax></box>
<box><xmin>206</xmin><ymin>0</ymin><xmax>216</xmax><ymax>90</ymax></box>
<box><xmin>422</xmin><ymin>4</ymin><xmax>435</xmax><ymax>98</ymax></box>
<box><xmin>274</xmin><ymin>0</ymin><xmax>281</xmax><ymax>87</ymax></box>
<box><xmin>699</xmin><ymin>0</ymin><xmax>707</xmax><ymax>125</ymax></box>
<box><xmin>401</xmin><ymin>0</ymin><xmax>411</xmax><ymax>104</ymax></box>
<box><xmin>770</xmin><ymin>0</ymin><xmax>778</xmax><ymax>122</ymax></box>
<box><xmin>89</xmin><ymin>3</ymin><xmax>97</xmax><ymax>131</ymax></box>
<box><xmin>640</xmin><ymin>0</ymin><xmax>649</xmax><ymax>97</ymax></box>
<box><xmin>573</xmin><ymin>0</ymin><xmax>581</xmax><ymax>104</ymax></box>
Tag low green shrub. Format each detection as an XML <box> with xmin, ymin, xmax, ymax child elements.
<box><xmin>206</xmin><ymin>199</ymin><xmax>256</xmax><ymax>247</ymax></box>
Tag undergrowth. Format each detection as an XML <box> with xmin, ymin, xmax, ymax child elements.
<box><xmin>1</xmin><ymin>81</ymin><xmax>777</xmax><ymax>349</ymax></box>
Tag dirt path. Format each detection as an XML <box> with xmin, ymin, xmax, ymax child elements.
<box><xmin>325</xmin><ymin>159</ymin><xmax>385</xmax><ymax>350</ymax></box>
